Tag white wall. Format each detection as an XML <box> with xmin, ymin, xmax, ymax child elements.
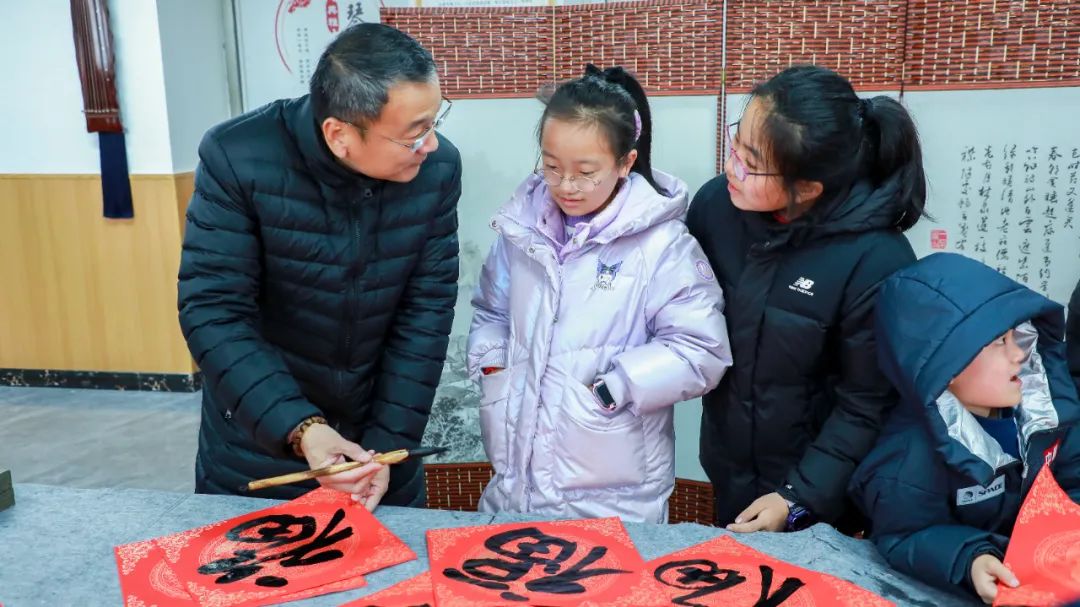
<box><xmin>109</xmin><ymin>0</ymin><xmax>174</xmax><ymax>174</ymax></box>
<box><xmin>650</xmin><ymin>95</ymin><xmax>718</xmax><ymax>196</ymax></box>
<box><xmin>0</xmin><ymin>0</ymin><xmax>119</xmax><ymax>173</ymax></box>
<box><xmin>157</xmin><ymin>0</ymin><xmax>233</xmax><ymax>173</ymax></box>
<box><xmin>0</xmin><ymin>0</ymin><xmax>170</xmax><ymax>172</ymax></box>
<box><xmin>0</xmin><ymin>0</ymin><xmax>233</xmax><ymax>175</ymax></box>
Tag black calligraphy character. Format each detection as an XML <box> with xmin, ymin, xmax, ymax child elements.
<box><xmin>524</xmin><ymin>544</ymin><xmax>628</xmax><ymax>595</ymax></box>
<box><xmin>654</xmin><ymin>559</ymin><xmax>747</xmax><ymax>606</ymax></box>
<box><xmin>443</xmin><ymin>527</ymin><xmax>630</xmax><ymax>602</ymax></box>
<box><xmin>198</xmin><ymin>508</ymin><xmax>353</xmax><ymax>587</ymax></box>
<box><xmin>346</xmin><ymin>2</ymin><xmax>364</xmax><ymax>25</ymax></box>
<box><xmin>655</xmin><ymin>560</ymin><xmax>805</xmax><ymax>607</ymax></box>
<box><xmin>754</xmin><ymin>565</ymin><xmax>806</xmax><ymax>606</ymax></box>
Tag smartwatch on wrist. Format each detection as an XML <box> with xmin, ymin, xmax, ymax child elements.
<box><xmin>781</xmin><ymin>484</ymin><xmax>815</xmax><ymax>531</ymax></box>
<box><xmin>590</xmin><ymin>379</ymin><xmax>617</xmax><ymax>411</ymax></box>
<box><xmin>785</xmin><ymin>502</ymin><xmax>815</xmax><ymax>531</ymax></box>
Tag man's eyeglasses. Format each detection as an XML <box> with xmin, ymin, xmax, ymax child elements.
<box><xmin>726</xmin><ymin>121</ymin><xmax>782</xmax><ymax>182</ymax></box>
<box><xmin>349</xmin><ymin>98</ymin><xmax>453</xmax><ymax>153</ymax></box>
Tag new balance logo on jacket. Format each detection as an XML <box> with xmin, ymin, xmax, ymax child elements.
<box><xmin>789</xmin><ymin>277</ymin><xmax>815</xmax><ymax>296</ymax></box>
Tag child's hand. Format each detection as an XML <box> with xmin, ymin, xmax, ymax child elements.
<box><xmin>727</xmin><ymin>492</ymin><xmax>789</xmax><ymax>533</ymax></box>
<box><xmin>970</xmin><ymin>553</ymin><xmax>1019</xmax><ymax>604</ymax></box>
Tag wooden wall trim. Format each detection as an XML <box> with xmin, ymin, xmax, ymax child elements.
<box><xmin>0</xmin><ymin>174</ymin><xmax>189</xmax><ymax>181</ymax></box>
<box><xmin>0</xmin><ymin>173</ymin><xmax>195</xmax><ymax>374</ymax></box>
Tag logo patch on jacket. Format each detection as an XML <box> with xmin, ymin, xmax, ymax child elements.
<box><xmin>789</xmin><ymin>277</ymin><xmax>815</xmax><ymax>296</ymax></box>
<box><xmin>1044</xmin><ymin>439</ymin><xmax>1061</xmax><ymax>465</ymax></box>
<box><xmin>594</xmin><ymin>260</ymin><xmax>623</xmax><ymax>291</ymax></box>
<box><xmin>695</xmin><ymin>259</ymin><xmax>714</xmax><ymax>281</ymax></box>
<box><xmin>956</xmin><ymin>475</ymin><xmax>1006</xmax><ymax>506</ymax></box>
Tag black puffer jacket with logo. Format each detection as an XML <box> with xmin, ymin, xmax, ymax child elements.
<box><xmin>687</xmin><ymin>174</ymin><xmax>915</xmax><ymax>527</ymax></box>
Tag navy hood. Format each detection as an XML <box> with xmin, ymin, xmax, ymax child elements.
<box><xmin>874</xmin><ymin>253</ymin><xmax>1078</xmax><ymax>482</ymax></box>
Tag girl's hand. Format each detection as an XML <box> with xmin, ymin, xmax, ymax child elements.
<box><xmin>727</xmin><ymin>492</ymin><xmax>790</xmax><ymax>533</ymax></box>
<box><xmin>970</xmin><ymin>554</ymin><xmax>1018</xmax><ymax>604</ymax></box>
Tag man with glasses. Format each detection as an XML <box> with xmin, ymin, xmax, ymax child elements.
<box><xmin>178</xmin><ymin>23</ymin><xmax>460</xmax><ymax>510</ymax></box>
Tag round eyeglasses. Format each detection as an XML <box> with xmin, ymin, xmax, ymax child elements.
<box><xmin>346</xmin><ymin>98</ymin><xmax>453</xmax><ymax>153</ymax></box>
<box><xmin>534</xmin><ymin>166</ymin><xmax>608</xmax><ymax>193</ymax></box>
<box><xmin>726</xmin><ymin>121</ymin><xmax>782</xmax><ymax>182</ymax></box>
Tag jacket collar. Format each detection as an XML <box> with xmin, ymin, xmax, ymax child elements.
<box><xmin>286</xmin><ymin>95</ymin><xmax>378</xmax><ymax>193</ymax></box>
<box><xmin>492</xmin><ymin>170</ymin><xmax>689</xmax><ymax>254</ymax></box>
<box><xmin>756</xmin><ymin>173</ymin><xmax>907</xmax><ymax>248</ymax></box>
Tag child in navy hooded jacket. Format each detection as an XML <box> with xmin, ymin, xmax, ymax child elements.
<box><xmin>849</xmin><ymin>253</ymin><xmax>1080</xmax><ymax>604</ymax></box>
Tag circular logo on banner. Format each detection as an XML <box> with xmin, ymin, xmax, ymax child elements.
<box><xmin>275</xmin><ymin>0</ymin><xmax>365</xmax><ymax>81</ymax></box>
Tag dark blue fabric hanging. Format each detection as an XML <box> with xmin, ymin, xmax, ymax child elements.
<box><xmin>98</xmin><ymin>131</ymin><xmax>133</xmax><ymax>219</ymax></box>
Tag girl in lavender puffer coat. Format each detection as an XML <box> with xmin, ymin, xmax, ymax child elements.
<box><xmin>467</xmin><ymin>65</ymin><xmax>732</xmax><ymax>523</ymax></box>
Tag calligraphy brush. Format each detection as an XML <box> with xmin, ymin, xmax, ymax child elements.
<box><xmin>245</xmin><ymin>446</ymin><xmax>448</xmax><ymax>492</ymax></box>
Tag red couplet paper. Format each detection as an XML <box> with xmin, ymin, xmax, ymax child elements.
<box><xmin>995</xmin><ymin>464</ymin><xmax>1080</xmax><ymax>607</ymax></box>
<box><xmin>341</xmin><ymin>571</ymin><xmax>435</xmax><ymax>607</ymax></box>
<box><xmin>116</xmin><ymin>534</ymin><xmax>370</xmax><ymax>607</ymax></box>
<box><xmin>115</xmin><ymin>540</ymin><xmax>196</xmax><ymax>605</ymax></box>
<box><xmin>645</xmin><ymin>535</ymin><xmax>894</xmax><ymax>607</ymax></box>
<box><xmin>116</xmin><ymin>488</ymin><xmax>414</xmax><ymax>607</ymax></box>
<box><xmin>427</xmin><ymin>517</ymin><xmax>662</xmax><ymax>606</ymax></box>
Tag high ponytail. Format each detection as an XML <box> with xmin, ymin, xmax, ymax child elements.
<box><xmin>592</xmin><ymin>66</ymin><xmax>658</xmax><ymax>193</ymax></box>
<box><xmin>861</xmin><ymin>96</ymin><xmax>926</xmax><ymax>230</ymax></box>
<box><xmin>751</xmin><ymin>65</ymin><xmax>928</xmax><ymax>231</ymax></box>
<box><xmin>539</xmin><ymin>64</ymin><xmax>666</xmax><ymax>195</ymax></box>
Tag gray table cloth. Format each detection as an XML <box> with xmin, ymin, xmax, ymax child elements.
<box><xmin>0</xmin><ymin>484</ymin><xmax>979</xmax><ymax>606</ymax></box>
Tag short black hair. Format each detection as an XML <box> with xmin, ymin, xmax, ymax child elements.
<box><xmin>310</xmin><ymin>23</ymin><xmax>436</xmax><ymax>127</ymax></box>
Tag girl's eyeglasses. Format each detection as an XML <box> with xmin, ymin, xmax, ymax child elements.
<box><xmin>726</xmin><ymin>121</ymin><xmax>782</xmax><ymax>182</ymax></box>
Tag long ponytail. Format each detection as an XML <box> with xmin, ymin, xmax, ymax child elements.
<box><xmin>751</xmin><ymin>65</ymin><xmax>928</xmax><ymax>231</ymax></box>
<box><xmin>861</xmin><ymin>96</ymin><xmax>927</xmax><ymax>230</ymax></box>
<box><xmin>591</xmin><ymin>65</ymin><xmax>661</xmax><ymax>194</ymax></box>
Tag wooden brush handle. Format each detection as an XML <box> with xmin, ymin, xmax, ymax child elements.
<box><xmin>246</xmin><ymin>449</ymin><xmax>408</xmax><ymax>492</ymax></box>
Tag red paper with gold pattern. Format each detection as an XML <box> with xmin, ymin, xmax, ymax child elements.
<box><xmin>115</xmin><ymin>539</ymin><xmax>196</xmax><ymax>605</ymax></box>
<box><xmin>645</xmin><ymin>535</ymin><xmax>893</xmax><ymax>607</ymax></box>
<box><xmin>151</xmin><ymin>488</ymin><xmax>414</xmax><ymax>607</ymax></box>
<box><xmin>427</xmin><ymin>517</ymin><xmax>662</xmax><ymax>606</ymax></box>
<box><xmin>340</xmin><ymin>571</ymin><xmax>435</xmax><ymax>607</ymax></box>
<box><xmin>237</xmin><ymin>572</ymin><xmax>367</xmax><ymax>607</ymax></box>
<box><xmin>115</xmin><ymin>537</ymin><xmax>371</xmax><ymax>607</ymax></box>
<box><xmin>994</xmin><ymin>464</ymin><xmax>1080</xmax><ymax>607</ymax></box>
